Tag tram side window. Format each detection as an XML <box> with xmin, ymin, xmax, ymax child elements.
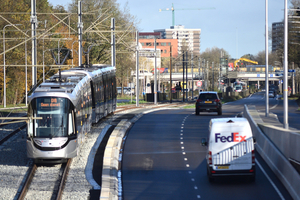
<box><xmin>76</xmin><ymin>101</ymin><xmax>82</xmax><ymax>135</ymax></box>
<box><xmin>68</xmin><ymin>112</ymin><xmax>74</xmax><ymax>135</ymax></box>
<box><xmin>28</xmin><ymin>104</ymin><xmax>34</xmax><ymax>137</ymax></box>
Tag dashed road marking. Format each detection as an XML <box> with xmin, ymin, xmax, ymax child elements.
<box><xmin>180</xmin><ymin>114</ymin><xmax>201</xmax><ymax>199</ymax></box>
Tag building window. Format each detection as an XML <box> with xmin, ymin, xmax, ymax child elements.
<box><xmin>146</xmin><ymin>43</ymin><xmax>152</xmax><ymax>46</ymax></box>
<box><xmin>164</xmin><ymin>50</ymin><xmax>167</xmax><ymax>53</ymax></box>
<box><xmin>161</xmin><ymin>42</ymin><xmax>166</xmax><ymax>46</ymax></box>
<box><xmin>141</xmin><ymin>43</ymin><xmax>145</xmax><ymax>46</ymax></box>
<box><xmin>168</xmin><ymin>42</ymin><xmax>171</xmax><ymax>46</ymax></box>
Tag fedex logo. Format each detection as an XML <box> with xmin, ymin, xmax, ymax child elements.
<box><xmin>215</xmin><ymin>132</ymin><xmax>246</xmax><ymax>143</ymax></box>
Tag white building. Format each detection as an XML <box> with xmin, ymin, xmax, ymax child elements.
<box><xmin>154</xmin><ymin>25</ymin><xmax>201</xmax><ymax>56</ymax></box>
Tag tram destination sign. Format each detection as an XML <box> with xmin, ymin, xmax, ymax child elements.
<box><xmin>40</xmin><ymin>98</ymin><xmax>61</xmax><ymax>107</ymax></box>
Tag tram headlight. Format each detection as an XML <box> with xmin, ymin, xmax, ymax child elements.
<box><xmin>34</xmin><ymin>139</ymin><xmax>42</xmax><ymax>146</ymax></box>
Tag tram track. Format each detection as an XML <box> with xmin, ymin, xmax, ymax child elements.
<box><xmin>0</xmin><ymin>102</ymin><xmax>186</xmax><ymax>200</ymax></box>
<box><xmin>17</xmin><ymin>159</ymin><xmax>72</xmax><ymax>200</ymax></box>
<box><xmin>0</xmin><ymin>122</ymin><xmax>27</xmax><ymax>145</ymax></box>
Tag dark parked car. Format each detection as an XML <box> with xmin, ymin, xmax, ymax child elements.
<box><xmin>195</xmin><ymin>91</ymin><xmax>222</xmax><ymax>115</ymax></box>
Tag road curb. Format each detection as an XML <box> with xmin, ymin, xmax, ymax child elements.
<box><xmin>100</xmin><ymin>119</ymin><xmax>131</xmax><ymax>200</ymax></box>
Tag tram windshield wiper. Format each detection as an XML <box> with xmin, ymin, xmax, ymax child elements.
<box><xmin>53</xmin><ymin>117</ymin><xmax>63</xmax><ymax>138</ymax></box>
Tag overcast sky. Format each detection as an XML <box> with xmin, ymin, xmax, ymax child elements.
<box><xmin>49</xmin><ymin>0</ymin><xmax>287</xmax><ymax>59</ymax></box>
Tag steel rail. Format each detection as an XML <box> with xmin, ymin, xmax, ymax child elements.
<box><xmin>17</xmin><ymin>164</ymin><xmax>37</xmax><ymax>200</ymax></box>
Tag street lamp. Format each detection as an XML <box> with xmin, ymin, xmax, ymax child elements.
<box><xmin>3</xmin><ymin>24</ymin><xmax>22</xmax><ymax>108</ymax></box>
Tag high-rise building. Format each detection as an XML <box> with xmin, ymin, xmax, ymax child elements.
<box><xmin>272</xmin><ymin>22</ymin><xmax>284</xmax><ymax>53</ymax></box>
<box><xmin>154</xmin><ymin>25</ymin><xmax>201</xmax><ymax>56</ymax></box>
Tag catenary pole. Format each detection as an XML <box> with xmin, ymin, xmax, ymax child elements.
<box><xmin>191</xmin><ymin>52</ymin><xmax>194</xmax><ymax>99</ymax></box>
<box><xmin>111</xmin><ymin>18</ymin><xmax>115</xmax><ymax>67</ymax></box>
<box><xmin>31</xmin><ymin>0</ymin><xmax>37</xmax><ymax>86</ymax></box>
<box><xmin>136</xmin><ymin>31</ymin><xmax>139</xmax><ymax>107</ymax></box>
<box><xmin>185</xmin><ymin>51</ymin><xmax>188</xmax><ymax>101</ymax></box>
<box><xmin>78</xmin><ymin>1</ymin><xmax>83</xmax><ymax>67</ymax></box>
<box><xmin>154</xmin><ymin>38</ymin><xmax>157</xmax><ymax>104</ymax></box>
<box><xmin>182</xmin><ymin>53</ymin><xmax>185</xmax><ymax>102</ymax></box>
<box><xmin>170</xmin><ymin>45</ymin><xmax>172</xmax><ymax>103</ymax></box>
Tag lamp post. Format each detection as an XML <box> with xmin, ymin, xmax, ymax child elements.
<box><xmin>3</xmin><ymin>24</ymin><xmax>22</xmax><ymax>108</ymax></box>
<box><xmin>265</xmin><ymin>0</ymin><xmax>269</xmax><ymax>117</ymax></box>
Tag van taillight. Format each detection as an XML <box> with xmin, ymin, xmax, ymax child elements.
<box><xmin>208</xmin><ymin>151</ymin><xmax>212</xmax><ymax>165</ymax></box>
<box><xmin>252</xmin><ymin>150</ymin><xmax>255</xmax><ymax>164</ymax></box>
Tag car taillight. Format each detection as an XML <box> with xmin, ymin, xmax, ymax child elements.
<box><xmin>208</xmin><ymin>151</ymin><xmax>212</xmax><ymax>165</ymax></box>
<box><xmin>252</xmin><ymin>150</ymin><xmax>255</xmax><ymax>164</ymax></box>
<box><xmin>214</xmin><ymin>99</ymin><xmax>220</xmax><ymax>103</ymax></box>
<box><xmin>197</xmin><ymin>99</ymin><xmax>202</xmax><ymax>103</ymax></box>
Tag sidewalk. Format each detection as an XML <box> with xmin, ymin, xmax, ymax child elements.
<box><xmin>257</xmin><ymin>110</ymin><xmax>300</xmax><ymax>132</ymax></box>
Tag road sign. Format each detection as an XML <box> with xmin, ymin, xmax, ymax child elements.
<box><xmin>288</xmin><ymin>69</ymin><xmax>295</xmax><ymax>73</ymax></box>
<box><xmin>197</xmin><ymin>81</ymin><xmax>202</xmax><ymax>87</ymax></box>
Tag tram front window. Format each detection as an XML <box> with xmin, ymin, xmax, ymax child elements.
<box><xmin>32</xmin><ymin>97</ymin><xmax>72</xmax><ymax>138</ymax></box>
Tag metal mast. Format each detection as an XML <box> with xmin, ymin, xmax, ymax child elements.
<box><xmin>78</xmin><ymin>1</ymin><xmax>83</xmax><ymax>67</ymax></box>
<box><xmin>31</xmin><ymin>0</ymin><xmax>37</xmax><ymax>86</ymax></box>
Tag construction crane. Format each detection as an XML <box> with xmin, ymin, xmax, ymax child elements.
<box><xmin>159</xmin><ymin>3</ymin><xmax>215</xmax><ymax>27</ymax></box>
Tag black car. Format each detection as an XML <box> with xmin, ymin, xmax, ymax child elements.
<box><xmin>195</xmin><ymin>91</ymin><xmax>222</xmax><ymax>115</ymax></box>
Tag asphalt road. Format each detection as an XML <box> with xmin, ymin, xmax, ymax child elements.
<box><xmin>121</xmin><ymin>93</ymin><xmax>294</xmax><ymax>200</ymax></box>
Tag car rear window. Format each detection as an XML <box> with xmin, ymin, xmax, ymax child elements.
<box><xmin>199</xmin><ymin>93</ymin><xmax>217</xmax><ymax>100</ymax></box>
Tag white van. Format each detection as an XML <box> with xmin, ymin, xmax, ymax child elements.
<box><xmin>202</xmin><ymin>117</ymin><xmax>255</xmax><ymax>182</ymax></box>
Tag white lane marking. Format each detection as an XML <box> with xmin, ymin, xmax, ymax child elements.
<box><xmin>188</xmin><ymin>171</ymin><xmax>192</xmax><ymax>174</ymax></box>
<box><xmin>184</xmin><ymin>158</ymin><xmax>188</xmax><ymax>161</ymax></box>
<box><xmin>181</xmin><ymin>146</ymin><xmax>185</xmax><ymax>150</ymax></box>
<box><xmin>256</xmin><ymin>159</ymin><xmax>285</xmax><ymax>200</ymax></box>
<box><xmin>182</xmin><ymin>152</ymin><xmax>186</xmax><ymax>155</ymax></box>
<box><xmin>270</xmin><ymin>98</ymin><xmax>279</xmax><ymax>110</ymax></box>
<box><xmin>181</xmin><ymin>142</ymin><xmax>184</xmax><ymax>144</ymax></box>
<box><xmin>186</xmin><ymin>164</ymin><xmax>190</xmax><ymax>167</ymax></box>
<box><xmin>180</xmin><ymin>137</ymin><xmax>183</xmax><ymax>140</ymax></box>
<box><xmin>197</xmin><ymin>195</ymin><xmax>201</xmax><ymax>198</ymax></box>
<box><xmin>191</xmin><ymin>178</ymin><xmax>195</xmax><ymax>181</ymax></box>
<box><xmin>194</xmin><ymin>186</ymin><xmax>198</xmax><ymax>190</ymax></box>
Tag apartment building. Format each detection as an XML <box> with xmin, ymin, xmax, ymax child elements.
<box><xmin>154</xmin><ymin>25</ymin><xmax>201</xmax><ymax>56</ymax></box>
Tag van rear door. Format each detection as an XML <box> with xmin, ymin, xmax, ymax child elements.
<box><xmin>209</xmin><ymin>119</ymin><xmax>254</xmax><ymax>171</ymax></box>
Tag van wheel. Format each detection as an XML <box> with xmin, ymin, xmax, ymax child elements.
<box><xmin>207</xmin><ymin>167</ymin><xmax>214</xmax><ymax>182</ymax></box>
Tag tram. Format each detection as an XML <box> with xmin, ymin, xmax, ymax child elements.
<box><xmin>26</xmin><ymin>64</ymin><xmax>116</xmax><ymax>163</ymax></box>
